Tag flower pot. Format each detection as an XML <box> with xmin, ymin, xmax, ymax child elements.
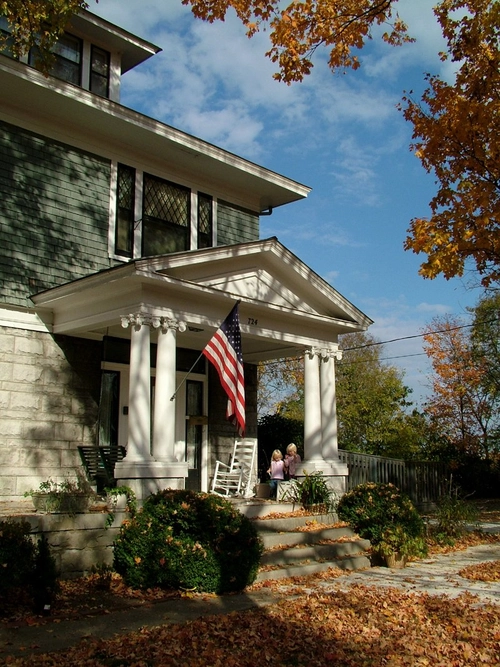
<box><xmin>304</xmin><ymin>503</ymin><xmax>328</xmax><ymax>515</ymax></box>
<box><xmin>255</xmin><ymin>483</ymin><xmax>271</xmax><ymax>499</ymax></box>
<box><xmin>32</xmin><ymin>492</ymin><xmax>90</xmax><ymax>514</ymax></box>
<box><xmin>384</xmin><ymin>553</ymin><xmax>408</xmax><ymax>569</ymax></box>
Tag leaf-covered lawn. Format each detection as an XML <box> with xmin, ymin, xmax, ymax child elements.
<box><xmin>3</xmin><ymin>585</ymin><xmax>500</xmax><ymax>666</ymax></box>
<box><xmin>1</xmin><ymin>526</ymin><xmax>499</xmax><ymax>666</ymax></box>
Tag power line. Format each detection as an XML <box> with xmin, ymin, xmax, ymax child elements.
<box><xmin>342</xmin><ymin>321</ymin><xmax>475</xmax><ymax>351</ymax></box>
<box><xmin>260</xmin><ymin>316</ymin><xmax>498</xmax><ymax>368</ymax></box>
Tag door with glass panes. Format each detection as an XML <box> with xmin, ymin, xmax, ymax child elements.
<box><xmin>99</xmin><ymin>366</ymin><xmax>207</xmax><ymax>492</ymax></box>
<box><xmin>175</xmin><ymin>377</ymin><xmax>207</xmax><ymax>492</ymax></box>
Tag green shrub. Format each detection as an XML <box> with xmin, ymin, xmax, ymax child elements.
<box><xmin>0</xmin><ymin>520</ymin><xmax>36</xmax><ymax>595</ymax></box>
<box><xmin>433</xmin><ymin>491</ymin><xmax>479</xmax><ymax>542</ymax></box>
<box><xmin>0</xmin><ymin>521</ymin><xmax>58</xmax><ymax>611</ymax></box>
<box><xmin>31</xmin><ymin>535</ymin><xmax>59</xmax><ymax>613</ymax></box>
<box><xmin>337</xmin><ymin>482</ymin><xmax>427</xmax><ymax>559</ymax></box>
<box><xmin>113</xmin><ymin>489</ymin><xmax>263</xmax><ymax>593</ymax></box>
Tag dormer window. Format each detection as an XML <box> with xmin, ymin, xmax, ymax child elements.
<box><xmin>90</xmin><ymin>45</ymin><xmax>110</xmax><ymax>97</ymax></box>
<box><xmin>0</xmin><ymin>16</ymin><xmax>15</xmax><ymax>59</ymax></box>
<box><xmin>29</xmin><ymin>33</ymin><xmax>83</xmax><ymax>86</ymax></box>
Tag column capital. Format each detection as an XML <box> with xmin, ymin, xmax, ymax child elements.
<box><xmin>151</xmin><ymin>317</ymin><xmax>187</xmax><ymax>333</ymax></box>
<box><xmin>121</xmin><ymin>313</ymin><xmax>187</xmax><ymax>332</ymax></box>
<box><xmin>121</xmin><ymin>313</ymin><xmax>147</xmax><ymax>329</ymax></box>
<box><xmin>305</xmin><ymin>346</ymin><xmax>342</xmax><ymax>361</ymax></box>
<box><xmin>319</xmin><ymin>346</ymin><xmax>343</xmax><ymax>362</ymax></box>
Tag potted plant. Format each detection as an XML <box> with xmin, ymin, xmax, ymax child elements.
<box><xmin>337</xmin><ymin>482</ymin><xmax>428</xmax><ymax>568</ymax></box>
<box><xmin>376</xmin><ymin>524</ymin><xmax>428</xmax><ymax>568</ymax></box>
<box><xmin>288</xmin><ymin>470</ymin><xmax>336</xmax><ymax>513</ymax></box>
<box><xmin>25</xmin><ymin>475</ymin><xmax>96</xmax><ymax>515</ymax></box>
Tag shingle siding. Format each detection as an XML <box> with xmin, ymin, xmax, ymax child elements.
<box><xmin>0</xmin><ymin>120</ymin><xmax>114</xmax><ymax>307</ymax></box>
<box><xmin>217</xmin><ymin>199</ymin><xmax>259</xmax><ymax>246</ymax></box>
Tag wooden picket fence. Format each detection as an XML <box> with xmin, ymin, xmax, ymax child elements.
<box><xmin>338</xmin><ymin>449</ymin><xmax>448</xmax><ymax>508</ymax></box>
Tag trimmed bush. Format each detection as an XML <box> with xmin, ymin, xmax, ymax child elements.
<box><xmin>0</xmin><ymin>520</ymin><xmax>36</xmax><ymax>595</ymax></box>
<box><xmin>113</xmin><ymin>489</ymin><xmax>263</xmax><ymax>593</ymax></box>
<box><xmin>337</xmin><ymin>482</ymin><xmax>427</xmax><ymax>558</ymax></box>
<box><xmin>0</xmin><ymin>520</ymin><xmax>58</xmax><ymax>611</ymax></box>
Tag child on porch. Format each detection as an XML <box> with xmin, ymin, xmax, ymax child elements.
<box><xmin>267</xmin><ymin>449</ymin><xmax>285</xmax><ymax>499</ymax></box>
<box><xmin>284</xmin><ymin>443</ymin><xmax>301</xmax><ymax>480</ymax></box>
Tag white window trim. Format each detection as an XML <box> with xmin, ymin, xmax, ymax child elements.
<box><xmin>190</xmin><ymin>191</ymin><xmax>197</xmax><ymax>250</ymax></box>
<box><xmin>108</xmin><ymin>161</ymin><xmax>218</xmax><ymax>261</ymax></box>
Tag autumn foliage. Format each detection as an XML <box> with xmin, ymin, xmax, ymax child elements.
<box><xmin>183</xmin><ymin>0</ymin><xmax>412</xmax><ymax>82</ymax></box>
<box><xmin>402</xmin><ymin>0</ymin><xmax>500</xmax><ymax>286</ymax></box>
<box><xmin>422</xmin><ymin>314</ymin><xmax>497</xmax><ymax>458</ymax></box>
<box><xmin>0</xmin><ymin>0</ymin><xmax>87</xmax><ymax>67</ymax></box>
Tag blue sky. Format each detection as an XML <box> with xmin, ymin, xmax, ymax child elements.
<box><xmin>92</xmin><ymin>0</ymin><xmax>483</xmax><ymax>406</ymax></box>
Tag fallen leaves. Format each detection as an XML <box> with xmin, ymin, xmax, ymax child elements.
<box><xmin>459</xmin><ymin>560</ymin><xmax>500</xmax><ymax>582</ymax></box>
<box><xmin>3</xmin><ymin>584</ymin><xmax>500</xmax><ymax>666</ymax></box>
<box><xmin>426</xmin><ymin>530</ymin><xmax>500</xmax><ymax>556</ymax></box>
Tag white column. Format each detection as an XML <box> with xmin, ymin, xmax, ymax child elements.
<box><xmin>152</xmin><ymin>317</ymin><xmax>186</xmax><ymax>462</ymax></box>
<box><xmin>320</xmin><ymin>347</ymin><xmax>342</xmax><ymax>461</ymax></box>
<box><xmin>121</xmin><ymin>313</ymin><xmax>152</xmax><ymax>461</ymax></box>
<box><xmin>304</xmin><ymin>347</ymin><xmax>322</xmax><ymax>461</ymax></box>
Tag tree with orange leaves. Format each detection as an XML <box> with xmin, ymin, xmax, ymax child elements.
<box><xmin>0</xmin><ymin>1</ymin><xmax>86</xmax><ymax>68</ymax></box>
<box><xmin>422</xmin><ymin>310</ymin><xmax>499</xmax><ymax>458</ymax></box>
<box><xmin>402</xmin><ymin>0</ymin><xmax>500</xmax><ymax>287</ymax></box>
<box><xmin>183</xmin><ymin>0</ymin><xmax>411</xmax><ymax>83</ymax></box>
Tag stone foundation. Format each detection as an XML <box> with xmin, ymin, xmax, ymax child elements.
<box><xmin>0</xmin><ymin>326</ymin><xmax>101</xmax><ymax>500</ymax></box>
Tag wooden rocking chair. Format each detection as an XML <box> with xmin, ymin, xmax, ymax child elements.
<box><xmin>210</xmin><ymin>438</ymin><xmax>257</xmax><ymax>498</ymax></box>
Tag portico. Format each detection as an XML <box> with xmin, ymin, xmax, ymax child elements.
<box><xmin>32</xmin><ymin>237</ymin><xmax>372</xmax><ymax>500</ymax></box>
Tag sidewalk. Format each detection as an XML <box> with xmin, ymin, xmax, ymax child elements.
<box><xmin>1</xmin><ymin>534</ymin><xmax>499</xmax><ymax>660</ymax></box>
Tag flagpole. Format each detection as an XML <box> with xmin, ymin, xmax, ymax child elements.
<box><xmin>170</xmin><ymin>351</ymin><xmax>205</xmax><ymax>401</ymax></box>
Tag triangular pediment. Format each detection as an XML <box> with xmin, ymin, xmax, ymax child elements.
<box><xmin>32</xmin><ymin>237</ymin><xmax>372</xmax><ymax>360</ymax></box>
<box><xmin>187</xmin><ymin>267</ymin><xmax>317</xmax><ymax>314</ymax></box>
<box><xmin>146</xmin><ymin>237</ymin><xmax>371</xmax><ymax>325</ymax></box>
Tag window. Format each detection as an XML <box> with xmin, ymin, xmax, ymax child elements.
<box><xmin>90</xmin><ymin>45</ymin><xmax>110</xmax><ymax>97</ymax></box>
<box><xmin>29</xmin><ymin>32</ymin><xmax>82</xmax><ymax>86</ymax></box>
<box><xmin>111</xmin><ymin>166</ymin><xmax>216</xmax><ymax>259</ymax></box>
<box><xmin>115</xmin><ymin>164</ymin><xmax>136</xmax><ymax>258</ymax></box>
<box><xmin>142</xmin><ymin>174</ymin><xmax>190</xmax><ymax>256</ymax></box>
<box><xmin>0</xmin><ymin>16</ymin><xmax>16</xmax><ymax>59</ymax></box>
<box><xmin>198</xmin><ymin>193</ymin><xmax>213</xmax><ymax>248</ymax></box>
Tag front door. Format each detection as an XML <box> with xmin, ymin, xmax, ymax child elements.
<box><xmin>185</xmin><ymin>379</ymin><xmax>204</xmax><ymax>491</ymax></box>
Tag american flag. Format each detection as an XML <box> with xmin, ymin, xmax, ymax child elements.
<box><xmin>203</xmin><ymin>302</ymin><xmax>245</xmax><ymax>436</ymax></box>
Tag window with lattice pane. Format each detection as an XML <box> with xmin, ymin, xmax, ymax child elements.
<box><xmin>142</xmin><ymin>174</ymin><xmax>190</xmax><ymax>256</ymax></box>
<box><xmin>198</xmin><ymin>193</ymin><xmax>213</xmax><ymax>248</ymax></box>
<box><xmin>115</xmin><ymin>164</ymin><xmax>135</xmax><ymax>257</ymax></box>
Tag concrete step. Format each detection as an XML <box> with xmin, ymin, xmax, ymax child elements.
<box><xmin>252</xmin><ymin>512</ymin><xmax>338</xmax><ymax>533</ymax></box>
<box><xmin>261</xmin><ymin>539</ymin><xmax>371</xmax><ymax>566</ymax></box>
<box><xmin>255</xmin><ymin>554</ymin><xmax>371</xmax><ymax>583</ymax></box>
<box><xmin>258</xmin><ymin>525</ymin><xmax>359</xmax><ymax>549</ymax></box>
<box><xmin>252</xmin><ymin>512</ymin><xmax>371</xmax><ymax>583</ymax></box>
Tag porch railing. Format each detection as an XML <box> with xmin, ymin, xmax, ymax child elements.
<box><xmin>338</xmin><ymin>449</ymin><xmax>448</xmax><ymax>507</ymax></box>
